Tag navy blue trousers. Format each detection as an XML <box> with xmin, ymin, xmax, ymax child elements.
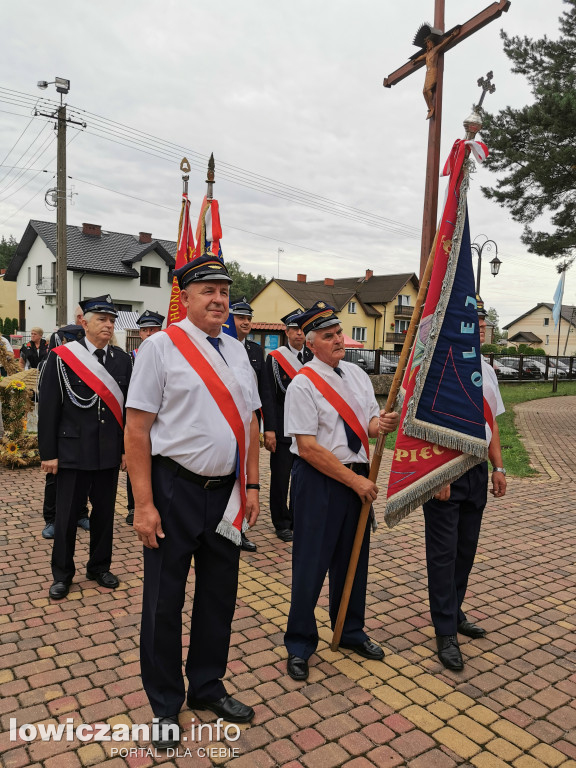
<box><xmin>140</xmin><ymin>459</ymin><xmax>240</xmax><ymax>717</ymax></box>
<box><xmin>423</xmin><ymin>462</ymin><xmax>488</xmax><ymax>635</ymax></box>
<box><xmin>51</xmin><ymin>467</ymin><xmax>118</xmax><ymax>583</ymax></box>
<box><xmin>285</xmin><ymin>458</ymin><xmax>370</xmax><ymax>659</ymax></box>
<box><xmin>269</xmin><ymin>440</ymin><xmax>294</xmax><ymax>531</ymax></box>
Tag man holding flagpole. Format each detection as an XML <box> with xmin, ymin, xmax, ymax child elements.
<box><xmin>39</xmin><ymin>295</ymin><xmax>132</xmax><ymax>600</ymax></box>
<box><xmin>125</xmin><ymin>255</ymin><xmax>261</xmax><ymax>749</ymax></box>
<box><xmin>283</xmin><ymin>302</ymin><xmax>398</xmax><ymax>681</ymax></box>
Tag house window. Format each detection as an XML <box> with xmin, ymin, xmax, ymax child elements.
<box><xmin>544</xmin><ymin>318</ymin><xmax>549</xmax><ymax>326</ymax></box>
<box><xmin>27</xmin><ymin>267</ymin><xmax>31</xmax><ymax>286</ymax></box>
<box><xmin>546</xmin><ymin>335</ymin><xmax>550</xmax><ymax>345</ymax></box>
<box><xmin>140</xmin><ymin>266</ymin><xmax>161</xmax><ymax>287</ymax></box>
<box><xmin>115</xmin><ymin>303</ymin><xmax>133</xmax><ymax>312</ymax></box>
<box><xmin>395</xmin><ymin>319</ymin><xmax>410</xmax><ymax>333</ymax></box>
<box><xmin>348</xmin><ymin>301</ymin><xmax>357</xmax><ymax>314</ymax></box>
<box><xmin>398</xmin><ymin>294</ymin><xmax>410</xmax><ymax>306</ymax></box>
<box><xmin>36</xmin><ymin>265</ymin><xmax>42</xmax><ymax>285</ymax></box>
<box><xmin>352</xmin><ymin>326</ymin><xmax>367</xmax><ymax>342</ymax></box>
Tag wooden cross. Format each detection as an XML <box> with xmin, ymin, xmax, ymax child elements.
<box><xmin>383</xmin><ymin>0</ymin><xmax>511</xmax><ymax>279</ymax></box>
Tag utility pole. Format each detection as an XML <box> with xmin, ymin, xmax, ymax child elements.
<box><xmin>35</xmin><ymin>78</ymin><xmax>85</xmax><ymax>327</ymax></box>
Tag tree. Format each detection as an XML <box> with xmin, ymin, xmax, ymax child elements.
<box><xmin>226</xmin><ymin>260</ymin><xmax>268</xmax><ymax>303</ymax></box>
<box><xmin>0</xmin><ymin>235</ymin><xmax>18</xmax><ymax>269</ymax></box>
<box><xmin>486</xmin><ymin>307</ymin><xmax>503</xmax><ymax>342</ymax></box>
<box><xmin>481</xmin><ymin>1</ymin><xmax>576</xmax><ymax>265</ymax></box>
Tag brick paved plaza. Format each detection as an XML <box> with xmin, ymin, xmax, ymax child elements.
<box><xmin>1</xmin><ymin>396</ymin><xmax>575</xmax><ymax>768</ymax></box>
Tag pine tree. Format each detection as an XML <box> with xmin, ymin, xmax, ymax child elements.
<box><xmin>481</xmin><ymin>0</ymin><xmax>576</xmax><ymax>265</ymax></box>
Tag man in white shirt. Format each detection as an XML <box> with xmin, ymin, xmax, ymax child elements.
<box><xmin>125</xmin><ymin>255</ymin><xmax>261</xmax><ymax>749</ymax></box>
<box><xmin>283</xmin><ymin>301</ymin><xmax>398</xmax><ymax>681</ymax></box>
<box><xmin>424</xmin><ymin>294</ymin><xmax>507</xmax><ymax>671</ymax></box>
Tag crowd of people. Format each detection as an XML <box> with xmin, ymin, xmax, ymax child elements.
<box><xmin>16</xmin><ymin>255</ymin><xmax>505</xmax><ymax>750</ymax></box>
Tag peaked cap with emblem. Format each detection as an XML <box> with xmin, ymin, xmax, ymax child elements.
<box><xmin>79</xmin><ymin>295</ymin><xmax>118</xmax><ymax>318</ymax></box>
<box><xmin>280</xmin><ymin>308</ymin><xmax>304</xmax><ymax>327</ymax></box>
<box><xmin>58</xmin><ymin>324</ymin><xmax>85</xmax><ymax>342</ymax></box>
<box><xmin>475</xmin><ymin>293</ymin><xmax>487</xmax><ymax>318</ymax></box>
<box><xmin>296</xmin><ymin>301</ymin><xmax>340</xmax><ymax>334</ymax></box>
<box><xmin>136</xmin><ymin>309</ymin><xmax>165</xmax><ymax>328</ymax></box>
<box><xmin>173</xmin><ymin>254</ymin><xmax>232</xmax><ymax>289</ymax></box>
<box><xmin>230</xmin><ymin>299</ymin><xmax>253</xmax><ymax>317</ymax></box>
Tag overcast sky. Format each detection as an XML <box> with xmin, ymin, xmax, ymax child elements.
<box><xmin>0</xmin><ymin>0</ymin><xmax>569</xmax><ymax>328</ymax></box>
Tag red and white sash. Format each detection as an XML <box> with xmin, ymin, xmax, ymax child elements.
<box><xmin>297</xmin><ymin>365</ymin><xmax>370</xmax><ymax>458</ymax></box>
<box><xmin>53</xmin><ymin>341</ymin><xmax>124</xmax><ymax>429</ymax></box>
<box><xmin>269</xmin><ymin>346</ymin><xmax>304</xmax><ymax>380</ymax></box>
<box><xmin>164</xmin><ymin>324</ymin><xmax>251</xmax><ymax>544</ymax></box>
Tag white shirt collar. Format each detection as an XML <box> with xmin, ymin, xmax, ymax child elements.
<box><xmin>84</xmin><ymin>337</ymin><xmax>109</xmax><ymax>358</ymax></box>
<box><xmin>288</xmin><ymin>343</ymin><xmax>304</xmax><ymax>357</ymax></box>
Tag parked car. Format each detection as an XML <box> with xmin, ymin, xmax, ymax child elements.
<box><xmin>527</xmin><ymin>359</ymin><xmax>567</xmax><ymax>379</ymax></box>
<box><xmin>498</xmin><ymin>357</ymin><xmax>541</xmax><ymax>379</ymax></box>
<box><xmin>349</xmin><ymin>351</ymin><xmax>398</xmax><ymax>374</ymax></box>
<box><xmin>488</xmin><ymin>359</ymin><xmax>517</xmax><ymax>379</ymax></box>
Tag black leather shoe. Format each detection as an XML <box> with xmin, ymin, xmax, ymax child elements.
<box><xmin>126</xmin><ymin>510</ymin><xmax>134</xmax><ymax>526</ymax></box>
<box><xmin>49</xmin><ymin>581</ymin><xmax>70</xmax><ymax>600</ymax></box>
<box><xmin>340</xmin><ymin>638</ymin><xmax>384</xmax><ymax>660</ymax></box>
<box><xmin>287</xmin><ymin>654</ymin><xmax>309</xmax><ymax>681</ymax></box>
<box><xmin>86</xmin><ymin>570</ymin><xmax>119</xmax><ymax>589</ymax></box>
<box><xmin>437</xmin><ymin>635</ymin><xmax>464</xmax><ymax>670</ymax></box>
<box><xmin>458</xmin><ymin>620</ymin><xmax>487</xmax><ymax>639</ymax></box>
<box><xmin>42</xmin><ymin>523</ymin><xmax>55</xmax><ymax>539</ymax></box>
<box><xmin>152</xmin><ymin>715</ymin><xmax>181</xmax><ymax>749</ymax></box>
<box><xmin>276</xmin><ymin>528</ymin><xmax>293</xmax><ymax>542</ymax></box>
<box><xmin>186</xmin><ymin>694</ymin><xmax>254</xmax><ymax>723</ymax></box>
<box><xmin>241</xmin><ymin>534</ymin><xmax>257</xmax><ymax>552</ymax></box>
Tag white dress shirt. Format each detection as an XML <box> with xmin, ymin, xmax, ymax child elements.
<box><xmin>285</xmin><ymin>357</ymin><xmax>379</xmax><ymax>464</ymax></box>
<box><xmin>126</xmin><ymin>317</ymin><xmax>261</xmax><ymax>475</ymax></box>
<box><xmin>481</xmin><ymin>359</ymin><xmax>505</xmax><ymax>444</ymax></box>
<box><xmin>84</xmin><ymin>337</ymin><xmax>109</xmax><ymax>364</ymax></box>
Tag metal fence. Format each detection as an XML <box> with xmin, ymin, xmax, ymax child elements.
<box><xmin>344</xmin><ymin>349</ymin><xmax>576</xmax><ymax>381</ymax></box>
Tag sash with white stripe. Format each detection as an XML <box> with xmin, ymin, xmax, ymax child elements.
<box><xmin>269</xmin><ymin>346</ymin><xmax>304</xmax><ymax>381</ymax></box>
<box><xmin>52</xmin><ymin>341</ymin><xmax>124</xmax><ymax>429</ymax></box>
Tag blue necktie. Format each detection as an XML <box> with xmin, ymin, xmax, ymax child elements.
<box><xmin>334</xmin><ymin>367</ymin><xmax>362</xmax><ymax>454</ymax></box>
<box><xmin>206</xmin><ymin>335</ymin><xmax>226</xmax><ymax>363</ymax></box>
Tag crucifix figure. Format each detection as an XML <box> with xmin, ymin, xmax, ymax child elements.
<box><xmin>383</xmin><ymin>0</ymin><xmax>511</xmax><ymax>278</ymax></box>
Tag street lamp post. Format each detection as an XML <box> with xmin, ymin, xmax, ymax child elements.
<box><xmin>471</xmin><ymin>234</ymin><xmax>501</xmax><ymax>295</ymax></box>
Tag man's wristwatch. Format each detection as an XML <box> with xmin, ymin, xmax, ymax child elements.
<box><xmin>492</xmin><ymin>467</ymin><xmax>506</xmax><ymax>475</ymax></box>
<box><xmin>246</xmin><ymin>483</ymin><xmax>260</xmax><ymax>490</ymax></box>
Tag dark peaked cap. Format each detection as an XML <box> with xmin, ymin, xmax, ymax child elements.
<box><xmin>295</xmin><ymin>301</ymin><xmax>340</xmax><ymax>335</ymax></box>
<box><xmin>173</xmin><ymin>255</ymin><xmax>232</xmax><ymax>289</ymax></box>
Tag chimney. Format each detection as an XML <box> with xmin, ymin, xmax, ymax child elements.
<box><xmin>365</xmin><ymin>269</ymin><xmax>373</xmax><ymax>281</ymax></box>
<box><xmin>324</xmin><ymin>277</ymin><xmax>334</xmax><ymax>286</ymax></box>
<box><xmin>297</xmin><ymin>274</ymin><xmax>307</xmax><ymax>283</ymax></box>
<box><xmin>0</xmin><ymin>269</ymin><xmax>5</xmax><ymax>275</ymax></box>
<box><xmin>139</xmin><ymin>232</ymin><xmax>152</xmax><ymax>244</ymax></box>
<box><xmin>82</xmin><ymin>223</ymin><xmax>102</xmax><ymax>237</ymax></box>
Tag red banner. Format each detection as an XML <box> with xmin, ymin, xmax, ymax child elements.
<box><xmin>167</xmin><ymin>192</ymin><xmax>195</xmax><ymax>326</ymax></box>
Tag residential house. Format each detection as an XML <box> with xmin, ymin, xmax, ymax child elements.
<box><xmin>4</xmin><ymin>220</ymin><xmax>176</xmax><ymax>333</ymax></box>
<box><xmin>250</xmin><ymin>270</ymin><xmax>419</xmax><ymax>354</ymax></box>
<box><xmin>503</xmin><ymin>303</ymin><xmax>576</xmax><ymax>355</ymax></box>
<box><xmin>0</xmin><ymin>269</ymin><xmax>18</xmax><ymax>320</ymax></box>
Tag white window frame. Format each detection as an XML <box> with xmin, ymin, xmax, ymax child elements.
<box><xmin>352</xmin><ymin>326</ymin><xmax>367</xmax><ymax>342</ymax></box>
<box><xmin>348</xmin><ymin>301</ymin><xmax>357</xmax><ymax>314</ymax></box>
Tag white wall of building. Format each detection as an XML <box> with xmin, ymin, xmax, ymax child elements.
<box><xmin>16</xmin><ymin>237</ymin><xmax>173</xmax><ymax>336</ymax></box>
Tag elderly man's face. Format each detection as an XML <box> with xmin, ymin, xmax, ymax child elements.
<box><xmin>308</xmin><ymin>324</ymin><xmax>345</xmax><ymax>368</ymax></box>
<box><xmin>479</xmin><ymin>316</ymin><xmax>486</xmax><ymax>345</ymax></box>
<box><xmin>75</xmin><ymin>308</ymin><xmax>84</xmax><ymax>325</ymax></box>
<box><xmin>180</xmin><ymin>281</ymin><xmax>230</xmax><ymax>336</ymax></box>
<box><xmin>82</xmin><ymin>313</ymin><xmax>115</xmax><ymax>348</ymax></box>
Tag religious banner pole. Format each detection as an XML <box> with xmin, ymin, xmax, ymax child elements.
<box><xmin>331</xmin><ymin>84</ymin><xmax>493</xmax><ymax>652</ymax></box>
<box><xmin>383</xmin><ymin>0</ymin><xmax>511</xmax><ymax>279</ymax></box>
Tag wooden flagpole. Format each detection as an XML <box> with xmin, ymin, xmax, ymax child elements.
<box><xmin>330</xmin><ymin>231</ymin><xmax>437</xmax><ymax>651</ymax></box>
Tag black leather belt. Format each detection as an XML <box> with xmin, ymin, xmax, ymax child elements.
<box><xmin>344</xmin><ymin>462</ymin><xmax>369</xmax><ymax>474</ymax></box>
<box><xmin>155</xmin><ymin>455</ymin><xmax>235</xmax><ymax>490</ymax></box>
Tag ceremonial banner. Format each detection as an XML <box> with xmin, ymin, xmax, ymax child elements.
<box><xmin>193</xmin><ymin>195</ymin><xmax>237</xmax><ymax>339</ymax></box>
<box><xmin>167</xmin><ymin>191</ymin><xmax>195</xmax><ymax>326</ymax></box>
<box><xmin>385</xmin><ymin>139</ymin><xmax>489</xmax><ymax>528</ymax></box>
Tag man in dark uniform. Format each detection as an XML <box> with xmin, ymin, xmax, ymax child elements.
<box><xmin>264</xmin><ymin>309</ymin><xmax>313</xmax><ymax>542</ymax></box>
<box><xmin>125</xmin><ymin>310</ymin><xmax>165</xmax><ymax>525</ymax></box>
<box><xmin>230</xmin><ymin>299</ymin><xmax>274</xmax><ymax>552</ymax></box>
<box><xmin>41</xmin><ymin>324</ymin><xmax>91</xmax><ymax>539</ymax></box>
<box><xmin>39</xmin><ymin>295</ymin><xmax>132</xmax><ymax>600</ymax></box>
<box><xmin>423</xmin><ymin>295</ymin><xmax>506</xmax><ymax>671</ymax></box>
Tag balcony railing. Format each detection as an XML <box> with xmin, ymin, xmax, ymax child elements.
<box><xmin>386</xmin><ymin>332</ymin><xmax>408</xmax><ymax>344</ymax></box>
<box><xmin>394</xmin><ymin>305</ymin><xmax>413</xmax><ymax>318</ymax></box>
<box><xmin>36</xmin><ymin>278</ymin><xmax>56</xmax><ymax>295</ymax></box>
